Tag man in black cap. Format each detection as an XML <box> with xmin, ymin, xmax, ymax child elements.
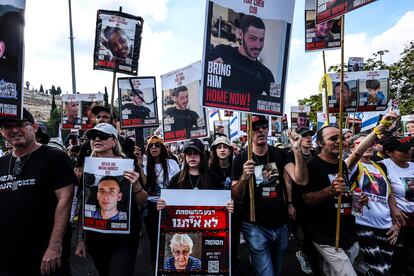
<box><xmin>122</xmin><ymin>89</ymin><xmax>151</xmax><ymax>121</ymax></box>
<box><xmin>231</xmin><ymin>115</ymin><xmax>308</xmax><ymax>276</ymax></box>
<box><xmin>0</xmin><ymin>108</ymin><xmax>76</xmax><ymax>275</ymax></box>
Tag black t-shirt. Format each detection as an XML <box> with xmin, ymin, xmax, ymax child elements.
<box><xmin>165</xmin><ymin>107</ymin><xmax>199</xmax><ymax>133</ymax></box>
<box><xmin>302</xmin><ymin>156</ymin><xmax>357</xmax><ymax>250</ymax></box>
<box><xmin>122</xmin><ymin>103</ymin><xmax>151</xmax><ymax>119</ymax></box>
<box><xmin>232</xmin><ymin>147</ymin><xmax>291</xmax><ymax>229</ymax></box>
<box><xmin>0</xmin><ymin>145</ymin><xmax>77</xmax><ymax>266</ymax></box>
<box><xmin>168</xmin><ymin>170</ymin><xmax>221</xmax><ymax>190</ymax></box>
<box><xmin>209</xmin><ymin>165</ymin><xmax>232</xmax><ymax>190</ymax></box>
<box><xmin>208</xmin><ymin>45</ymin><xmax>275</xmax><ymax>95</ymax></box>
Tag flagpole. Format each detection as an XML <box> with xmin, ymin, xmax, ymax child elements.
<box><xmin>335</xmin><ymin>14</ymin><xmax>345</xmax><ymax>252</ymax></box>
<box><xmin>322</xmin><ymin>51</ymin><xmax>330</xmax><ymax>125</ymax></box>
<box><xmin>247</xmin><ymin>114</ymin><xmax>255</xmax><ymax>222</ymax></box>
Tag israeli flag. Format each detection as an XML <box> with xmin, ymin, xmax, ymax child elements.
<box><xmin>229</xmin><ymin>114</ymin><xmax>240</xmax><ymax>141</ymax></box>
<box><xmin>361</xmin><ymin>112</ymin><xmax>381</xmax><ymax>132</ymax></box>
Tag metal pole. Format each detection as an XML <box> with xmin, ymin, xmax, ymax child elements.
<box><xmin>68</xmin><ymin>0</ymin><xmax>77</xmax><ymax>94</ymax></box>
<box><xmin>247</xmin><ymin>114</ymin><xmax>255</xmax><ymax>222</ymax></box>
<box><xmin>322</xmin><ymin>51</ymin><xmax>330</xmax><ymax>125</ymax></box>
<box><xmin>335</xmin><ymin>15</ymin><xmax>345</xmax><ymax>252</ymax></box>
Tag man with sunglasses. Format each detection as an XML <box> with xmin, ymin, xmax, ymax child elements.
<box><xmin>0</xmin><ymin>108</ymin><xmax>77</xmax><ymax>275</ymax></box>
<box><xmin>232</xmin><ymin>115</ymin><xmax>308</xmax><ymax>276</ymax></box>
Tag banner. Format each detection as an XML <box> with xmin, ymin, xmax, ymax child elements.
<box><xmin>156</xmin><ymin>189</ymin><xmax>231</xmax><ymax>275</ymax></box>
<box><xmin>270</xmin><ymin>116</ymin><xmax>283</xmax><ymax>137</ymax></box>
<box><xmin>93</xmin><ymin>10</ymin><xmax>143</xmax><ymax>75</ymax></box>
<box><xmin>118</xmin><ymin>76</ymin><xmax>159</xmax><ymax>128</ymax></box>
<box><xmin>348</xmin><ymin>57</ymin><xmax>364</xmax><ymax>72</ymax></box>
<box><xmin>201</xmin><ymin>0</ymin><xmax>295</xmax><ymax>116</ymax></box>
<box><xmin>213</xmin><ymin>120</ymin><xmax>230</xmax><ymax>139</ymax></box>
<box><xmin>305</xmin><ymin>0</ymin><xmax>341</xmax><ymax>52</ymax></box>
<box><xmin>328</xmin><ymin>70</ymin><xmax>389</xmax><ymax>113</ymax></box>
<box><xmin>0</xmin><ymin>0</ymin><xmax>25</xmax><ymax>120</ymax></box>
<box><xmin>83</xmin><ymin>157</ymin><xmax>134</xmax><ymax>234</ymax></box>
<box><xmin>291</xmin><ymin>106</ymin><xmax>311</xmax><ymax>131</ymax></box>
<box><xmin>316</xmin><ymin>0</ymin><xmax>377</xmax><ymax>24</ymax></box>
<box><xmin>401</xmin><ymin>115</ymin><xmax>414</xmax><ymax>137</ymax></box>
<box><xmin>61</xmin><ymin>93</ymin><xmax>104</xmax><ymax>130</ymax></box>
<box><xmin>161</xmin><ymin>61</ymin><xmax>208</xmax><ymax>142</ymax></box>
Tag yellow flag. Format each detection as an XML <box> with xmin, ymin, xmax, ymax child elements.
<box><xmin>319</xmin><ymin>74</ymin><xmax>333</xmax><ymax>96</ymax></box>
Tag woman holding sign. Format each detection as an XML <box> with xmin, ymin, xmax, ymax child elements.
<box><xmin>74</xmin><ymin>123</ymin><xmax>147</xmax><ymax>276</ymax></box>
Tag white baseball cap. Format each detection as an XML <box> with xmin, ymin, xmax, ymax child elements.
<box><xmin>85</xmin><ymin>123</ymin><xmax>118</xmax><ymax>139</ymax></box>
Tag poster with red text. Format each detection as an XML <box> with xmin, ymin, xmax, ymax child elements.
<box><xmin>61</xmin><ymin>94</ymin><xmax>104</xmax><ymax>130</ymax></box>
<box><xmin>202</xmin><ymin>0</ymin><xmax>295</xmax><ymax>116</ymax></box>
<box><xmin>83</xmin><ymin>157</ymin><xmax>133</xmax><ymax>234</ymax></box>
<box><xmin>161</xmin><ymin>61</ymin><xmax>208</xmax><ymax>142</ymax></box>
<box><xmin>316</xmin><ymin>0</ymin><xmax>377</xmax><ymax>24</ymax></box>
<box><xmin>157</xmin><ymin>189</ymin><xmax>231</xmax><ymax>275</ymax></box>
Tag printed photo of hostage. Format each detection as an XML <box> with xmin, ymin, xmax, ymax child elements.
<box><xmin>358</xmin><ymin>78</ymin><xmax>388</xmax><ymax>110</ymax></box>
<box><xmin>163</xmin><ymin>233</ymin><xmax>202</xmax><ymax>272</ymax></box>
<box><xmin>202</xmin><ymin>1</ymin><xmax>295</xmax><ymax>115</ymax></box>
<box><xmin>62</xmin><ymin>101</ymin><xmax>82</xmax><ymax>129</ymax></box>
<box><xmin>328</xmin><ymin>80</ymin><xmax>358</xmax><ymax>112</ymax></box>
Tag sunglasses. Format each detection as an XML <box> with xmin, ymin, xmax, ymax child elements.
<box><xmin>1</xmin><ymin>121</ymin><xmax>32</xmax><ymax>129</ymax></box>
<box><xmin>89</xmin><ymin>132</ymin><xmax>113</xmax><ymax>140</ymax></box>
<box><xmin>325</xmin><ymin>135</ymin><xmax>340</xmax><ymax>142</ymax></box>
<box><xmin>96</xmin><ymin>114</ymin><xmax>110</xmax><ymax>120</ymax></box>
<box><xmin>302</xmin><ymin>132</ymin><xmax>313</xmax><ymax>138</ymax></box>
<box><xmin>149</xmin><ymin>142</ymin><xmax>161</xmax><ymax>148</ymax></box>
<box><xmin>252</xmin><ymin>123</ymin><xmax>268</xmax><ymax>131</ymax></box>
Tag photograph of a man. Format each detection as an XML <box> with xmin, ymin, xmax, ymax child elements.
<box><xmin>92</xmin><ymin>176</ymin><xmax>124</xmax><ymax>220</ymax></box>
<box><xmin>122</xmin><ymin>89</ymin><xmax>151</xmax><ymax>119</ymax></box>
<box><xmin>163</xmin><ymin>233</ymin><xmax>202</xmax><ymax>272</ymax></box>
<box><xmin>64</xmin><ymin>101</ymin><xmax>81</xmax><ymax>125</ymax></box>
<box><xmin>315</xmin><ymin>20</ymin><xmax>335</xmax><ymax>42</ymax></box>
<box><xmin>208</xmin><ymin>14</ymin><xmax>275</xmax><ymax>96</ymax></box>
<box><xmin>296</xmin><ymin>112</ymin><xmax>309</xmax><ymax>131</ymax></box>
<box><xmin>101</xmin><ymin>26</ymin><xmax>132</xmax><ymax>63</ymax></box>
<box><xmin>165</xmin><ymin>86</ymin><xmax>199</xmax><ymax>133</ymax></box>
<box><xmin>333</xmin><ymin>81</ymin><xmax>356</xmax><ymax>108</ymax></box>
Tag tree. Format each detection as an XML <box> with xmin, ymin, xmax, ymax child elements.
<box><xmin>39</xmin><ymin>84</ymin><xmax>44</xmax><ymax>93</ymax></box>
<box><xmin>56</xmin><ymin>86</ymin><xmax>62</xmax><ymax>95</ymax></box>
<box><xmin>46</xmin><ymin>108</ymin><xmax>60</xmax><ymax>138</ymax></box>
<box><xmin>25</xmin><ymin>81</ymin><xmax>30</xmax><ymax>90</ymax></box>
<box><xmin>104</xmin><ymin>87</ymin><xmax>109</xmax><ymax>106</ymax></box>
<box><xmin>50</xmin><ymin>85</ymin><xmax>57</xmax><ymax>95</ymax></box>
<box><xmin>51</xmin><ymin>94</ymin><xmax>57</xmax><ymax>111</ymax></box>
<box><xmin>298</xmin><ymin>93</ymin><xmax>323</xmax><ymax>127</ymax></box>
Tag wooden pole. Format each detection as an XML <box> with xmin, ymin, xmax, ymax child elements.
<box><xmin>322</xmin><ymin>51</ymin><xmax>330</xmax><ymax>125</ymax></box>
<box><xmin>110</xmin><ymin>71</ymin><xmax>116</xmax><ymax>120</ymax></box>
<box><xmin>335</xmin><ymin>14</ymin><xmax>345</xmax><ymax>252</ymax></box>
<box><xmin>247</xmin><ymin>114</ymin><xmax>255</xmax><ymax>222</ymax></box>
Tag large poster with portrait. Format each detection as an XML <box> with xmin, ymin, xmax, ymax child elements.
<box><xmin>201</xmin><ymin>0</ymin><xmax>295</xmax><ymax>116</ymax></box>
<box><xmin>291</xmin><ymin>106</ymin><xmax>311</xmax><ymax>131</ymax></box>
<box><xmin>157</xmin><ymin>189</ymin><xmax>231</xmax><ymax>275</ymax></box>
<box><xmin>315</xmin><ymin>0</ymin><xmax>377</xmax><ymax>24</ymax></box>
<box><xmin>270</xmin><ymin>116</ymin><xmax>282</xmax><ymax>137</ymax></box>
<box><xmin>328</xmin><ymin>70</ymin><xmax>389</xmax><ymax>113</ymax></box>
<box><xmin>93</xmin><ymin>10</ymin><xmax>143</xmax><ymax>75</ymax></box>
<box><xmin>83</xmin><ymin>157</ymin><xmax>133</xmax><ymax>234</ymax></box>
<box><xmin>305</xmin><ymin>0</ymin><xmax>341</xmax><ymax>52</ymax></box>
<box><xmin>118</xmin><ymin>76</ymin><xmax>159</xmax><ymax>128</ymax></box>
<box><xmin>61</xmin><ymin>94</ymin><xmax>104</xmax><ymax>130</ymax></box>
<box><xmin>213</xmin><ymin>120</ymin><xmax>230</xmax><ymax>139</ymax></box>
<box><xmin>161</xmin><ymin>61</ymin><xmax>208</xmax><ymax>142</ymax></box>
<box><xmin>401</xmin><ymin>115</ymin><xmax>414</xmax><ymax>137</ymax></box>
<box><xmin>0</xmin><ymin>0</ymin><xmax>25</xmax><ymax>120</ymax></box>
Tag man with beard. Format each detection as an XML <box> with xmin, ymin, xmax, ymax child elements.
<box><xmin>209</xmin><ymin>15</ymin><xmax>275</xmax><ymax>96</ymax></box>
<box><xmin>165</xmin><ymin>86</ymin><xmax>200</xmax><ymax>134</ymax></box>
<box><xmin>101</xmin><ymin>26</ymin><xmax>131</xmax><ymax>63</ymax></box>
<box><xmin>232</xmin><ymin>115</ymin><xmax>308</xmax><ymax>275</ymax></box>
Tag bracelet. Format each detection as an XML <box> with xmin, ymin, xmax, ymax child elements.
<box><xmin>133</xmin><ymin>188</ymin><xmax>143</xmax><ymax>194</ymax></box>
<box><xmin>380</xmin><ymin>119</ymin><xmax>392</xmax><ymax>127</ymax></box>
<box><xmin>373</xmin><ymin>127</ymin><xmax>382</xmax><ymax>139</ymax></box>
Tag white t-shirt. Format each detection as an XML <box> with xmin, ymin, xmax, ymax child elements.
<box><xmin>143</xmin><ymin>159</ymin><xmax>180</xmax><ymax>201</ymax></box>
<box><xmin>380</xmin><ymin>158</ymin><xmax>414</xmax><ymax>214</ymax></box>
<box><xmin>349</xmin><ymin>161</ymin><xmax>392</xmax><ymax>229</ymax></box>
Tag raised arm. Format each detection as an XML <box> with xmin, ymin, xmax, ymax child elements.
<box><xmin>284</xmin><ymin>130</ymin><xmax>308</xmax><ymax>185</ymax></box>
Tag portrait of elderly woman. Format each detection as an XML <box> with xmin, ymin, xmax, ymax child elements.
<box><xmin>163</xmin><ymin>233</ymin><xmax>202</xmax><ymax>271</ymax></box>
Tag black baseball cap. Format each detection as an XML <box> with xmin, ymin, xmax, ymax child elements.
<box><xmin>252</xmin><ymin>115</ymin><xmax>268</xmax><ymax>126</ymax></box>
<box><xmin>0</xmin><ymin>108</ymin><xmax>35</xmax><ymax>126</ymax></box>
<box><xmin>383</xmin><ymin>136</ymin><xmax>413</xmax><ymax>152</ymax></box>
<box><xmin>91</xmin><ymin>105</ymin><xmax>110</xmax><ymax>116</ymax></box>
<box><xmin>183</xmin><ymin>138</ymin><xmax>204</xmax><ymax>154</ymax></box>
<box><xmin>299</xmin><ymin>128</ymin><xmax>315</xmax><ymax>136</ymax></box>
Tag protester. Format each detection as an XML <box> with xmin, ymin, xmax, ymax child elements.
<box><xmin>0</xmin><ymin>108</ymin><xmax>76</xmax><ymax>275</ymax></box>
<box><xmin>141</xmin><ymin>135</ymin><xmax>180</xmax><ymax>267</ymax></box>
<box><xmin>209</xmin><ymin>136</ymin><xmax>233</xmax><ymax>189</ymax></box>
<box><xmin>232</xmin><ymin>142</ymin><xmax>241</xmax><ymax>157</ymax></box>
<box><xmin>74</xmin><ymin>123</ymin><xmax>147</xmax><ymax>276</ymax></box>
<box><xmin>231</xmin><ymin>115</ymin><xmax>308</xmax><ymax>276</ymax></box>
<box><xmin>342</xmin><ymin>128</ymin><xmax>353</xmax><ymax>158</ymax></box>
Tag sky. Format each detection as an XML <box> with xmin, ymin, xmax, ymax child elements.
<box><xmin>23</xmin><ymin>0</ymin><xmax>414</xmax><ymax>117</ymax></box>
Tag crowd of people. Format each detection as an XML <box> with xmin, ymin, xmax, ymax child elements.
<box><xmin>0</xmin><ymin>106</ymin><xmax>414</xmax><ymax>276</ymax></box>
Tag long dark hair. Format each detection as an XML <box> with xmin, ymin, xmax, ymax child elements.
<box><xmin>208</xmin><ymin>144</ymin><xmax>233</xmax><ymax>169</ymax></box>
<box><xmin>177</xmin><ymin>151</ymin><xmax>209</xmax><ymax>189</ymax></box>
<box><xmin>146</xmin><ymin>144</ymin><xmax>169</xmax><ymax>193</ymax></box>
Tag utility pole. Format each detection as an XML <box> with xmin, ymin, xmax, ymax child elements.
<box><xmin>68</xmin><ymin>0</ymin><xmax>77</xmax><ymax>94</ymax></box>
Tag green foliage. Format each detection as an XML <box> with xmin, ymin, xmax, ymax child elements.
<box><xmin>51</xmin><ymin>94</ymin><xmax>57</xmax><ymax>112</ymax></box>
<box><xmin>298</xmin><ymin>93</ymin><xmax>322</xmax><ymax>127</ymax></box>
<box><xmin>50</xmin><ymin>85</ymin><xmax>57</xmax><ymax>96</ymax></box>
<box><xmin>46</xmin><ymin>107</ymin><xmax>61</xmax><ymax>138</ymax></box>
<box><xmin>56</xmin><ymin>86</ymin><xmax>62</xmax><ymax>95</ymax></box>
<box><xmin>39</xmin><ymin>84</ymin><xmax>44</xmax><ymax>93</ymax></box>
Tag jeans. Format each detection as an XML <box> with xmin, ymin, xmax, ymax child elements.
<box><xmin>242</xmin><ymin>222</ymin><xmax>288</xmax><ymax>276</ymax></box>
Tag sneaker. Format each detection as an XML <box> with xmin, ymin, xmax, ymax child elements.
<box><xmin>296</xmin><ymin>250</ymin><xmax>313</xmax><ymax>275</ymax></box>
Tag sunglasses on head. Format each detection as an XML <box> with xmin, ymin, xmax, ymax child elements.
<box><xmin>149</xmin><ymin>142</ymin><xmax>161</xmax><ymax>148</ymax></box>
<box><xmin>252</xmin><ymin>123</ymin><xmax>268</xmax><ymax>131</ymax></box>
<box><xmin>89</xmin><ymin>132</ymin><xmax>113</xmax><ymax>140</ymax></box>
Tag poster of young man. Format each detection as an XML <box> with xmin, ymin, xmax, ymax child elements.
<box><xmin>213</xmin><ymin>120</ymin><xmax>230</xmax><ymax>139</ymax></box>
<box><xmin>291</xmin><ymin>106</ymin><xmax>311</xmax><ymax>131</ymax></box>
<box><xmin>305</xmin><ymin>0</ymin><xmax>341</xmax><ymax>52</ymax></box>
<box><xmin>62</xmin><ymin>94</ymin><xmax>82</xmax><ymax>130</ymax></box>
<box><xmin>239</xmin><ymin>112</ymin><xmax>247</xmax><ymax>132</ymax></box>
<box><xmin>315</xmin><ymin>0</ymin><xmax>377</xmax><ymax>24</ymax></box>
<box><xmin>357</xmin><ymin>70</ymin><xmax>389</xmax><ymax>111</ymax></box>
<box><xmin>157</xmin><ymin>189</ymin><xmax>231</xmax><ymax>275</ymax></box>
<box><xmin>93</xmin><ymin>10</ymin><xmax>143</xmax><ymax>76</ymax></box>
<box><xmin>201</xmin><ymin>0</ymin><xmax>295</xmax><ymax>116</ymax></box>
<box><xmin>161</xmin><ymin>61</ymin><xmax>208</xmax><ymax>142</ymax></box>
<box><xmin>401</xmin><ymin>115</ymin><xmax>414</xmax><ymax>137</ymax></box>
<box><xmin>271</xmin><ymin>116</ymin><xmax>283</xmax><ymax>137</ymax></box>
<box><xmin>81</xmin><ymin>93</ymin><xmax>104</xmax><ymax>130</ymax></box>
<box><xmin>348</xmin><ymin>57</ymin><xmax>364</xmax><ymax>72</ymax></box>
<box><xmin>0</xmin><ymin>1</ymin><xmax>25</xmax><ymax>120</ymax></box>
<box><xmin>119</xmin><ymin>76</ymin><xmax>159</xmax><ymax>128</ymax></box>
<box><xmin>83</xmin><ymin>157</ymin><xmax>133</xmax><ymax>234</ymax></box>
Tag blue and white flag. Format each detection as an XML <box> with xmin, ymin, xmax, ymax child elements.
<box><xmin>229</xmin><ymin>113</ymin><xmax>240</xmax><ymax>141</ymax></box>
<box><xmin>361</xmin><ymin>112</ymin><xmax>381</xmax><ymax>132</ymax></box>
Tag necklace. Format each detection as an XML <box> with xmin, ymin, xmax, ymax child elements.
<box><xmin>8</xmin><ymin>151</ymin><xmax>34</xmax><ymax>177</ymax></box>
<box><xmin>189</xmin><ymin>174</ymin><xmax>200</xmax><ymax>189</ymax></box>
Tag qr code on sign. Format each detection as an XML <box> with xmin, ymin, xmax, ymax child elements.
<box><xmin>208</xmin><ymin>260</ymin><xmax>219</xmax><ymax>273</ymax></box>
